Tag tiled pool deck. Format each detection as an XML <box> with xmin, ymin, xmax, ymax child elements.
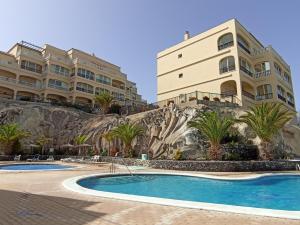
<box><xmin>0</xmin><ymin>161</ymin><xmax>298</xmax><ymax>225</ymax></box>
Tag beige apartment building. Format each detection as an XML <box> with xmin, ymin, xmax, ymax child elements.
<box><xmin>157</xmin><ymin>19</ymin><xmax>296</xmax><ymax>111</ymax></box>
<box><xmin>0</xmin><ymin>41</ymin><xmax>146</xmax><ymax>108</ymax></box>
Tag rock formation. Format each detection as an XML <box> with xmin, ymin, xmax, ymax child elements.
<box><xmin>0</xmin><ymin>98</ymin><xmax>299</xmax><ymax>158</ymax></box>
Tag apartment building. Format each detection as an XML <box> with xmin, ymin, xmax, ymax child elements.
<box><xmin>0</xmin><ymin>41</ymin><xmax>146</xmax><ymax>108</ymax></box>
<box><xmin>157</xmin><ymin>19</ymin><xmax>295</xmax><ymax>111</ymax></box>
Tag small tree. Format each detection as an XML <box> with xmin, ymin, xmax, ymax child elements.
<box><xmin>102</xmin><ymin>132</ymin><xmax>114</xmax><ymax>156</ymax></box>
<box><xmin>36</xmin><ymin>135</ymin><xmax>52</xmax><ymax>155</ymax></box>
<box><xmin>188</xmin><ymin>111</ymin><xmax>234</xmax><ymax>160</ymax></box>
<box><xmin>0</xmin><ymin>123</ymin><xmax>30</xmax><ymax>155</ymax></box>
<box><xmin>239</xmin><ymin>102</ymin><xmax>294</xmax><ymax>160</ymax></box>
<box><xmin>74</xmin><ymin>135</ymin><xmax>88</xmax><ymax>145</ymax></box>
<box><xmin>95</xmin><ymin>92</ymin><xmax>114</xmax><ymax>114</ymax></box>
<box><xmin>110</xmin><ymin>123</ymin><xmax>144</xmax><ymax>157</ymax></box>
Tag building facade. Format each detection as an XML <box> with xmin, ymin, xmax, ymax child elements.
<box><xmin>157</xmin><ymin>19</ymin><xmax>295</xmax><ymax>111</ymax></box>
<box><xmin>0</xmin><ymin>41</ymin><xmax>146</xmax><ymax>108</ymax></box>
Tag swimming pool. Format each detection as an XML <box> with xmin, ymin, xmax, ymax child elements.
<box><xmin>64</xmin><ymin>172</ymin><xmax>300</xmax><ymax>219</ymax></box>
<box><xmin>0</xmin><ymin>163</ymin><xmax>75</xmax><ymax>171</ymax></box>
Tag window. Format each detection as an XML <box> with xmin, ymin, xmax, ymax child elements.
<box><xmin>219</xmin><ymin>56</ymin><xmax>235</xmax><ymax>74</ymax></box>
<box><xmin>254</xmin><ymin>62</ymin><xmax>271</xmax><ymax>78</ymax></box>
<box><xmin>71</xmin><ymin>68</ymin><xmax>75</xmax><ymax>76</ymax></box>
<box><xmin>95</xmin><ymin>74</ymin><xmax>111</xmax><ymax>85</ymax></box>
<box><xmin>237</xmin><ymin>35</ymin><xmax>250</xmax><ymax>54</ymax></box>
<box><xmin>274</xmin><ymin>62</ymin><xmax>282</xmax><ymax>75</ymax></box>
<box><xmin>239</xmin><ymin>57</ymin><xmax>253</xmax><ymax>77</ymax></box>
<box><xmin>218</xmin><ymin>33</ymin><xmax>234</xmax><ymax>50</ymax></box>
<box><xmin>283</xmin><ymin>72</ymin><xmax>291</xmax><ymax>83</ymax></box>
<box><xmin>287</xmin><ymin>93</ymin><xmax>295</xmax><ymax>107</ymax></box>
<box><xmin>20</xmin><ymin>60</ymin><xmax>42</xmax><ymax>73</ymax></box>
<box><xmin>178</xmin><ymin>54</ymin><xmax>182</xmax><ymax>58</ymax></box>
<box><xmin>112</xmin><ymin>92</ymin><xmax>125</xmax><ymax>101</ymax></box>
<box><xmin>95</xmin><ymin>87</ymin><xmax>110</xmax><ymax>95</ymax></box>
<box><xmin>76</xmin><ymin>82</ymin><xmax>94</xmax><ymax>94</ymax></box>
<box><xmin>256</xmin><ymin>84</ymin><xmax>272</xmax><ymax>100</ymax></box>
<box><xmin>48</xmin><ymin>79</ymin><xmax>68</xmax><ymax>90</ymax></box>
<box><xmin>50</xmin><ymin>64</ymin><xmax>69</xmax><ymax>76</ymax></box>
<box><xmin>178</xmin><ymin>73</ymin><xmax>183</xmax><ymax>78</ymax></box>
<box><xmin>77</xmin><ymin>68</ymin><xmax>95</xmax><ymax>80</ymax></box>
<box><xmin>277</xmin><ymin>85</ymin><xmax>286</xmax><ymax>102</ymax></box>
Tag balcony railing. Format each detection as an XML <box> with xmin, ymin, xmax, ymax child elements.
<box><xmin>76</xmin><ymin>86</ymin><xmax>94</xmax><ymax>94</ymax></box>
<box><xmin>21</xmin><ymin>64</ymin><xmax>42</xmax><ymax>74</ymax></box>
<box><xmin>256</xmin><ymin>93</ymin><xmax>273</xmax><ymax>101</ymax></box>
<box><xmin>242</xmin><ymin>90</ymin><xmax>255</xmax><ymax>100</ymax></box>
<box><xmin>219</xmin><ymin>65</ymin><xmax>235</xmax><ymax>74</ymax></box>
<box><xmin>287</xmin><ymin>100</ymin><xmax>295</xmax><ymax>108</ymax></box>
<box><xmin>19</xmin><ymin>80</ymin><xmax>40</xmax><ymax>89</ymax></box>
<box><xmin>48</xmin><ymin>84</ymin><xmax>68</xmax><ymax>91</ymax></box>
<box><xmin>255</xmin><ymin>70</ymin><xmax>271</xmax><ymax>79</ymax></box>
<box><xmin>238</xmin><ymin>42</ymin><xmax>251</xmax><ymax>54</ymax></box>
<box><xmin>240</xmin><ymin>66</ymin><xmax>253</xmax><ymax>77</ymax></box>
<box><xmin>218</xmin><ymin>41</ymin><xmax>234</xmax><ymax>50</ymax></box>
<box><xmin>0</xmin><ymin>76</ymin><xmax>16</xmax><ymax>83</ymax></box>
<box><xmin>277</xmin><ymin>94</ymin><xmax>286</xmax><ymax>102</ymax></box>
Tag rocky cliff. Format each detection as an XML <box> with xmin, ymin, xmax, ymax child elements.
<box><xmin>0</xmin><ymin>98</ymin><xmax>299</xmax><ymax>158</ymax></box>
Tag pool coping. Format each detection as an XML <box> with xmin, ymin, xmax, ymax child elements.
<box><xmin>62</xmin><ymin>172</ymin><xmax>300</xmax><ymax>220</ymax></box>
<box><xmin>0</xmin><ymin>162</ymin><xmax>83</xmax><ymax>172</ymax></box>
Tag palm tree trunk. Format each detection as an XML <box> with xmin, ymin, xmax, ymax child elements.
<box><xmin>259</xmin><ymin>141</ymin><xmax>273</xmax><ymax>160</ymax></box>
<box><xmin>208</xmin><ymin>144</ymin><xmax>222</xmax><ymax>160</ymax></box>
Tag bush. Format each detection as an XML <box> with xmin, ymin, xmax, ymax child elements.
<box><xmin>173</xmin><ymin>149</ymin><xmax>183</xmax><ymax>160</ymax></box>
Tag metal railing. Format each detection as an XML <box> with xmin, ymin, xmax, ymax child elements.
<box><xmin>242</xmin><ymin>90</ymin><xmax>255</xmax><ymax>100</ymax></box>
<box><xmin>19</xmin><ymin>80</ymin><xmax>40</xmax><ymax>89</ymax></box>
<box><xmin>218</xmin><ymin>41</ymin><xmax>234</xmax><ymax>50</ymax></box>
<box><xmin>48</xmin><ymin>84</ymin><xmax>68</xmax><ymax>91</ymax></box>
<box><xmin>255</xmin><ymin>70</ymin><xmax>271</xmax><ymax>79</ymax></box>
<box><xmin>0</xmin><ymin>76</ymin><xmax>16</xmax><ymax>83</ymax></box>
<box><xmin>219</xmin><ymin>65</ymin><xmax>235</xmax><ymax>74</ymax></box>
<box><xmin>256</xmin><ymin>93</ymin><xmax>273</xmax><ymax>101</ymax></box>
<box><xmin>278</xmin><ymin>94</ymin><xmax>286</xmax><ymax>102</ymax></box>
<box><xmin>240</xmin><ymin>66</ymin><xmax>253</xmax><ymax>77</ymax></box>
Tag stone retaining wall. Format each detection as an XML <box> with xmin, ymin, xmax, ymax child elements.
<box><xmin>100</xmin><ymin>157</ymin><xmax>300</xmax><ymax>172</ymax></box>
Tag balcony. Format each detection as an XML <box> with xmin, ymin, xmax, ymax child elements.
<box><xmin>19</xmin><ymin>80</ymin><xmax>40</xmax><ymax>89</ymax></box>
<box><xmin>277</xmin><ymin>94</ymin><xmax>286</xmax><ymax>102</ymax></box>
<box><xmin>242</xmin><ymin>90</ymin><xmax>255</xmax><ymax>100</ymax></box>
<box><xmin>255</xmin><ymin>70</ymin><xmax>271</xmax><ymax>79</ymax></box>
<box><xmin>21</xmin><ymin>64</ymin><xmax>42</xmax><ymax>74</ymax></box>
<box><xmin>219</xmin><ymin>65</ymin><xmax>235</xmax><ymax>74</ymax></box>
<box><xmin>240</xmin><ymin>66</ymin><xmax>253</xmax><ymax>77</ymax></box>
<box><xmin>256</xmin><ymin>93</ymin><xmax>273</xmax><ymax>101</ymax></box>
<box><xmin>76</xmin><ymin>86</ymin><xmax>94</xmax><ymax>94</ymax></box>
<box><xmin>48</xmin><ymin>83</ymin><xmax>68</xmax><ymax>91</ymax></box>
<box><xmin>287</xmin><ymin>100</ymin><xmax>295</xmax><ymax>108</ymax></box>
<box><xmin>0</xmin><ymin>76</ymin><xmax>16</xmax><ymax>84</ymax></box>
<box><xmin>238</xmin><ymin>42</ymin><xmax>251</xmax><ymax>54</ymax></box>
<box><xmin>218</xmin><ymin>41</ymin><xmax>234</xmax><ymax>51</ymax></box>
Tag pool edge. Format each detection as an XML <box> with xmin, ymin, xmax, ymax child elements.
<box><xmin>62</xmin><ymin>172</ymin><xmax>300</xmax><ymax>220</ymax></box>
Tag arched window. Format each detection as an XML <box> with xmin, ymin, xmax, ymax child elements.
<box><xmin>218</xmin><ymin>33</ymin><xmax>233</xmax><ymax>50</ymax></box>
<box><xmin>237</xmin><ymin>35</ymin><xmax>250</xmax><ymax>54</ymax></box>
<box><xmin>219</xmin><ymin>56</ymin><xmax>235</xmax><ymax>74</ymax></box>
<box><xmin>256</xmin><ymin>84</ymin><xmax>272</xmax><ymax>100</ymax></box>
<box><xmin>239</xmin><ymin>57</ymin><xmax>253</xmax><ymax>77</ymax></box>
<box><xmin>277</xmin><ymin>85</ymin><xmax>286</xmax><ymax>102</ymax></box>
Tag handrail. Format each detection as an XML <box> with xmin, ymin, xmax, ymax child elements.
<box><xmin>120</xmin><ymin>158</ymin><xmax>133</xmax><ymax>176</ymax></box>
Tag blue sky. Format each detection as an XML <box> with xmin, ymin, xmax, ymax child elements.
<box><xmin>1</xmin><ymin>0</ymin><xmax>299</xmax><ymax>110</ymax></box>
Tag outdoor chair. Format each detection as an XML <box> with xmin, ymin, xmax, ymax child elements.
<box><xmin>14</xmin><ymin>155</ymin><xmax>21</xmax><ymax>161</ymax></box>
<box><xmin>46</xmin><ymin>155</ymin><xmax>54</xmax><ymax>161</ymax></box>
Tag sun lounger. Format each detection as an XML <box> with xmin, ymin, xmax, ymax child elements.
<box><xmin>27</xmin><ymin>154</ymin><xmax>40</xmax><ymax>162</ymax></box>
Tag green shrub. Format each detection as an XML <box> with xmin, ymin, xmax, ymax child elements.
<box><xmin>173</xmin><ymin>149</ymin><xmax>183</xmax><ymax>160</ymax></box>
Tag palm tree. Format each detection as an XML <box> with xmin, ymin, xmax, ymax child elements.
<box><xmin>36</xmin><ymin>135</ymin><xmax>52</xmax><ymax>155</ymax></box>
<box><xmin>239</xmin><ymin>102</ymin><xmax>294</xmax><ymax>160</ymax></box>
<box><xmin>0</xmin><ymin>123</ymin><xmax>30</xmax><ymax>155</ymax></box>
<box><xmin>74</xmin><ymin>135</ymin><xmax>89</xmax><ymax>156</ymax></box>
<box><xmin>110</xmin><ymin>123</ymin><xmax>144</xmax><ymax>157</ymax></box>
<box><xmin>94</xmin><ymin>92</ymin><xmax>114</xmax><ymax>114</ymax></box>
<box><xmin>102</xmin><ymin>131</ymin><xmax>114</xmax><ymax>156</ymax></box>
<box><xmin>188</xmin><ymin>111</ymin><xmax>234</xmax><ymax>160</ymax></box>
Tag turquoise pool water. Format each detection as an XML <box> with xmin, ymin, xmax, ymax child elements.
<box><xmin>78</xmin><ymin>174</ymin><xmax>300</xmax><ymax>211</ymax></box>
<box><xmin>0</xmin><ymin>163</ymin><xmax>74</xmax><ymax>171</ymax></box>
